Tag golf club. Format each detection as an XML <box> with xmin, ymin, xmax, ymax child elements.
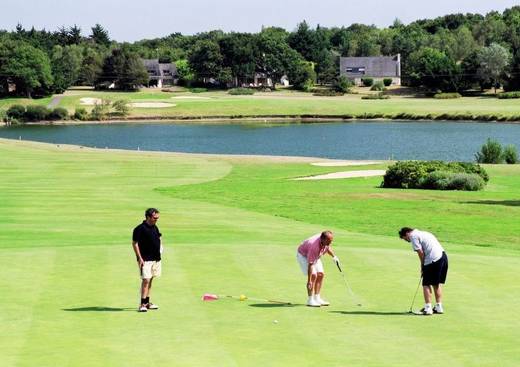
<box><xmin>202</xmin><ymin>293</ymin><xmax>292</xmax><ymax>305</ymax></box>
<box><xmin>408</xmin><ymin>275</ymin><xmax>423</xmax><ymax>314</ymax></box>
<box><xmin>335</xmin><ymin>261</ymin><xmax>362</xmax><ymax>307</ymax></box>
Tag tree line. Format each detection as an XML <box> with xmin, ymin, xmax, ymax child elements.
<box><xmin>1</xmin><ymin>6</ymin><xmax>520</xmax><ymax>97</ymax></box>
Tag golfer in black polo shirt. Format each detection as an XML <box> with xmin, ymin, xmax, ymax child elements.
<box><xmin>132</xmin><ymin>208</ymin><xmax>162</xmax><ymax>312</ymax></box>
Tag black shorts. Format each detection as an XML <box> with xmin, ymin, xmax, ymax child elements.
<box><xmin>423</xmin><ymin>252</ymin><xmax>448</xmax><ymax>286</ymax></box>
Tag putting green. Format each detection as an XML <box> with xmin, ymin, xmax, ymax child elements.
<box><xmin>1</xmin><ymin>138</ymin><xmax>518</xmax><ymax>366</ymax></box>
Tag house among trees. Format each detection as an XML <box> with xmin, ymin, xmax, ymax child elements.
<box><xmin>141</xmin><ymin>59</ymin><xmax>178</xmax><ymax>87</ymax></box>
<box><xmin>340</xmin><ymin>55</ymin><xmax>401</xmax><ymax>86</ymax></box>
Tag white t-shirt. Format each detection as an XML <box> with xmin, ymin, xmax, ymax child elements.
<box><xmin>410</xmin><ymin>229</ymin><xmax>444</xmax><ymax>265</ymax></box>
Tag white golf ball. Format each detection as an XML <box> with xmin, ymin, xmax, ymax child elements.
<box><xmin>273</xmin><ymin>320</ymin><xmax>278</xmax><ymax>324</ymax></box>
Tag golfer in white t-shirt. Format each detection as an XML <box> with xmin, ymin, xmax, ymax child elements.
<box><xmin>399</xmin><ymin>227</ymin><xmax>449</xmax><ymax>315</ymax></box>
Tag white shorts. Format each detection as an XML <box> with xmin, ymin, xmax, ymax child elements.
<box><xmin>141</xmin><ymin>261</ymin><xmax>161</xmax><ymax>279</ymax></box>
<box><xmin>297</xmin><ymin>252</ymin><xmax>324</xmax><ymax>275</ymax></box>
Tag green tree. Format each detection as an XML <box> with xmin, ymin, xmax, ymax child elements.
<box><xmin>175</xmin><ymin>59</ymin><xmax>195</xmax><ymax>85</ymax></box>
<box><xmin>0</xmin><ymin>40</ymin><xmax>53</xmax><ymax>97</ymax></box>
<box><xmin>96</xmin><ymin>47</ymin><xmax>148</xmax><ymax>90</ymax></box>
<box><xmin>90</xmin><ymin>24</ymin><xmax>110</xmax><ymax>47</ymax></box>
<box><xmin>288</xmin><ymin>21</ymin><xmax>316</xmax><ymax>61</ymax></box>
<box><xmin>79</xmin><ymin>47</ymin><xmax>104</xmax><ymax>86</ymax></box>
<box><xmin>477</xmin><ymin>43</ymin><xmax>511</xmax><ymax>93</ymax></box>
<box><xmin>407</xmin><ymin>47</ymin><xmax>461</xmax><ymax>91</ymax></box>
<box><xmin>51</xmin><ymin>45</ymin><xmax>83</xmax><ymax>92</ymax></box>
<box><xmin>188</xmin><ymin>39</ymin><xmax>224</xmax><ymax>83</ymax></box>
<box><xmin>288</xmin><ymin>60</ymin><xmax>316</xmax><ymax>91</ymax></box>
<box><xmin>255</xmin><ymin>32</ymin><xmax>303</xmax><ymax>89</ymax></box>
<box><xmin>220</xmin><ymin>33</ymin><xmax>256</xmax><ymax>86</ymax></box>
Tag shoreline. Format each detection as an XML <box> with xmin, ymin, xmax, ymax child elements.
<box><xmin>2</xmin><ymin>113</ymin><xmax>520</xmax><ymax>126</ymax></box>
<box><xmin>0</xmin><ymin>137</ymin><xmax>379</xmax><ymax>164</ymax></box>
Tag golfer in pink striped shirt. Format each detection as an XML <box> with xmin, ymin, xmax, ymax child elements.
<box><xmin>297</xmin><ymin>231</ymin><xmax>340</xmax><ymax>307</ymax></box>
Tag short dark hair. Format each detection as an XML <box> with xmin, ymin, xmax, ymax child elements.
<box><xmin>145</xmin><ymin>208</ymin><xmax>160</xmax><ymax>218</ymax></box>
<box><xmin>399</xmin><ymin>227</ymin><xmax>413</xmax><ymax>238</ymax></box>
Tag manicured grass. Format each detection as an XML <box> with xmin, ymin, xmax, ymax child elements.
<box><xmin>3</xmin><ymin>88</ymin><xmax>520</xmax><ymax>121</ymax></box>
<box><xmin>1</xmin><ymin>138</ymin><xmax>519</xmax><ymax>366</ymax></box>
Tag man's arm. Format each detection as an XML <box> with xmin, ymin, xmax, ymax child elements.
<box><xmin>326</xmin><ymin>247</ymin><xmax>340</xmax><ymax>265</ymax></box>
<box><xmin>132</xmin><ymin>241</ymin><xmax>144</xmax><ymax>268</ymax></box>
<box><xmin>307</xmin><ymin>263</ymin><xmax>314</xmax><ymax>292</ymax></box>
<box><xmin>416</xmin><ymin>249</ymin><xmax>425</xmax><ymax>273</ymax></box>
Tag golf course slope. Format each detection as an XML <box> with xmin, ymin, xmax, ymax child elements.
<box><xmin>1</xmin><ymin>138</ymin><xmax>519</xmax><ymax>367</ymax></box>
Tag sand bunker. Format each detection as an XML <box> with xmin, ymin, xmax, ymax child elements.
<box><xmin>294</xmin><ymin>170</ymin><xmax>386</xmax><ymax>180</ymax></box>
<box><xmin>129</xmin><ymin>102</ymin><xmax>176</xmax><ymax>108</ymax></box>
<box><xmin>80</xmin><ymin>97</ymin><xmax>102</xmax><ymax>105</ymax></box>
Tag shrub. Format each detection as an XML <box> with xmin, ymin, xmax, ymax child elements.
<box><xmin>475</xmin><ymin>139</ymin><xmax>504</xmax><ymax>164</ymax></box>
<box><xmin>6</xmin><ymin>105</ymin><xmax>26</xmax><ymax>120</ymax></box>
<box><xmin>361</xmin><ymin>92</ymin><xmax>390</xmax><ymax>100</ymax></box>
<box><xmin>312</xmin><ymin>88</ymin><xmax>344</xmax><ymax>96</ymax></box>
<box><xmin>112</xmin><ymin>99</ymin><xmax>130</xmax><ymax>116</ymax></box>
<box><xmin>381</xmin><ymin>161</ymin><xmax>488</xmax><ymax>191</ymax></box>
<box><xmin>448</xmin><ymin>173</ymin><xmax>486</xmax><ymax>191</ymax></box>
<box><xmin>383</xmin><ymin>78</ymin><xmax>393</xmax><ymax>87</ymax></box>
<box><xmin>49</xmin><ymin>107</ymin><xmax>69</xmax><ymax>120</ymax></box>
<box><xmin>434</xmin><ymin>93</ymin><xmax>462</xmax><ymax>99</ymax></box>
<box><xmin>370</xmin><ymin>81</ymin><xmax>385</xmax><ymax>91</ymax></box>
<box><xmin>0</xmin><ymin>109</ymin><xmax>5</xmax><ymax>122</ymax></box>
<box><xmin>228</xmin><ymin>88</ymin><xmax>255</xmax><ymax>95</ymax></box>
<box><xmin>334</xmin><ymin>76</ymin><xmax>352</xmax><ymax>93</ymax></box>
<box><xmin>503</xmin><ymin>145</ymin><xmax>518</xmax><ymax>164</ymax></box>
<box><xmin>90</xmin><ymin>100</ymin><xmax>111</xmax><ymax>121</ymax></box>
<box><xmin>25</xmin><ymin>105</ymin><xmax>50</xmax><ymax>121</ymax></box>
<box><xmin>497</xmin><ymin>91</ymin><xmax>520</xmax><ymax>99</ymax></box>
<box><xmin>190</xmin><ymin>87</ymin><xmax>208</xmax><ymax>93</ymax></box>
<box><xmin>74</xmin><ymin>108</ymin><xmax>89</xmax><ymax>121</ymax></box>
<box><xmin>361</xmin><ymin>78</ymin><xmax>374</xmax><ymax>87</ymax></box>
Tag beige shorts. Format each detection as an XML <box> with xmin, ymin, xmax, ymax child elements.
<box><xmin>141</xmin><ymin>261</ymin><xmax>162</xmax><ymax>279</ymax></box>
<box><xmin>297</xmin><ymin>252</ymin><xmax>324</xmax><ymax>275</ymax></box>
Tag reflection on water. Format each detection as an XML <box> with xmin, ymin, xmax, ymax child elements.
<box><xmin>1</xmin><ymin>121</ymin><xmax>519</xmax><ymax>161</ymax></box>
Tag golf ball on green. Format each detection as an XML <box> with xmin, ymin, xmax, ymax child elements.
<box><xmin>273</xmin><ymin>320</ymin><xmax>278</xmax><ymax>324</ymax></box>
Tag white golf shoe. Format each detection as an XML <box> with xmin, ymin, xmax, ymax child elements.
<box><xmin>147</xmin><ymin>303</ymin><xmax>159</xmax><ymax>310</ymax></box>
<box><xmin>420</xmin><ymin>306</ymin><xmax>433</xmax><ymax>315</ymax></box>
<box><xmin>433</xmin><ymin>304</ymin><xmax>444</xmax><ymax>314</ymax></box>
<box><xmin>138</xmin><ymin>304</ymin><xmax>148</xmax><ymax>312</ymax></box>
<box><xmin>307</xmin><ymin>296</ymin><xmax>321</xmax><ymax>307</ymax></box>
<box><xmin>315</xmin><ymin>295</ymin><xmax>330</xmax><ymax>306</ymax></box>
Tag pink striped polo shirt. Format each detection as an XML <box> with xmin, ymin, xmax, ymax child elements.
<box><xmin>298</xmin><ymin>233</ymin><xmax>329</xmax><ymax>264</ymax></box>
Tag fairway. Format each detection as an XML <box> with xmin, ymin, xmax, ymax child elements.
<box><xmin>1</xmin><ymin>138</ymin><xmax>519</xmax><ymax>366</ymax></box>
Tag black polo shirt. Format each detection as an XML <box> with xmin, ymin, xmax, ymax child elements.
<box><xmin>132</xmin><ymin>221</ymin><xmax>162</xmax><ymax>261</ymax></box>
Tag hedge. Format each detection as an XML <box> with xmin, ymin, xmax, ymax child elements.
<box><xmin>381</xmin><ymin>161</ymin><xmax>488</xmax><ymax>191</ymax></box>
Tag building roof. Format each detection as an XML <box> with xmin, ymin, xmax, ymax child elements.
<box><xmin>340</xmin><ymin>55</ymin><xmax>400</xmax><ymax>78</ymax></box>
<box><xmin>141</xmin><ymin>59</ymin><xmax>177</xmax><ymax>79</ymax></box>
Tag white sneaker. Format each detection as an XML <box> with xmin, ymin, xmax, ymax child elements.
<box><xmin>420</xmin><ymin>307</ymin><xmax>433</xmax><ymax>315</ymax></box>
<box><xmin>315</xmin><ymin>295</ymin><xmax>330</xmax><ymax>306</ymax></box>
<box><xmin>433</xmin><ymin>304</ymin><xmax>444</xmax><ymax>314</ymax></box>
<box><xmin>147</xmin><ymin>303</ymin><xmax>159</xmax><ymax>310</ymax></box>
<box><xmin>138</xmin><ymin>304</ymin><xmax>148</xmax><ymax>312</ymax></box>
<box><xmin>307</xmin><ymin>296</ymin><xmax>321</xmax><ymax>307</ymax></box>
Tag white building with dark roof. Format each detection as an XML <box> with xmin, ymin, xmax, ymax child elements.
<box><xmin>141</xmin><ymin>59</ymin><xmax>178</xmax><ymax>87</ymax></box>
<box><xmin>340</xmin><ymin>55</ymin><xmax>401</xmax><ymax>86</ymax></box>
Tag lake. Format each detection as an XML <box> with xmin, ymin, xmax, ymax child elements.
<box><xmin>1</xmin><ymin>121</ymin><xmax>519</xmax><ymax>161</ymax></box>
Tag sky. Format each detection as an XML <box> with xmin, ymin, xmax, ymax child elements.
<box><xmin>1</xmin><ymin>0</ymin><xmax>519</xmax><ymax>41</ymax></box>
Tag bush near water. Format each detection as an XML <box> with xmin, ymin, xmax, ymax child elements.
<box><xmin>382</xmin><ymin>160</ymin><xmax>488</xmax><ymax>191</ymax></box>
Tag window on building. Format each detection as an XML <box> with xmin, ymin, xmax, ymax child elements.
<box><xmin>346</xmin><ymin>67</ymin><xmax>366</xmax><ymax>74</ymax></box>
